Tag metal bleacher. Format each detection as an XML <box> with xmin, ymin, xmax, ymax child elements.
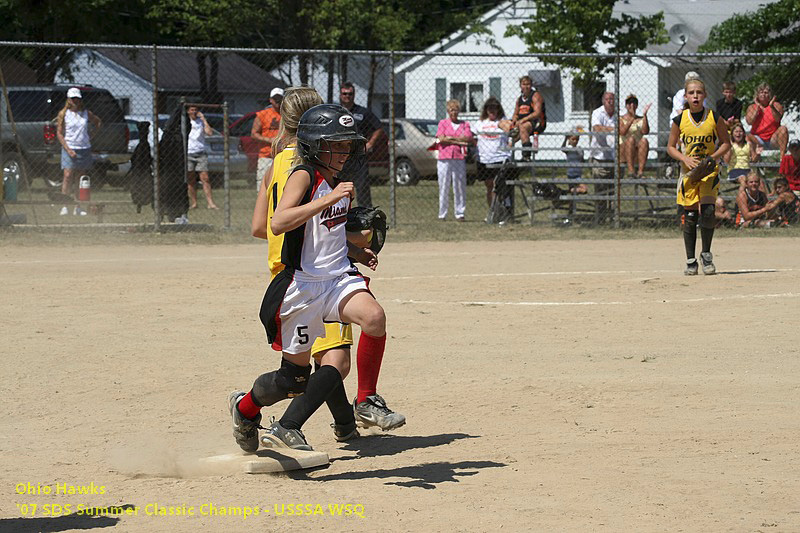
<box><xmin>489</xmin><ymin>130</ymin><xmax>783</xmax><ymax>227</ymax></box>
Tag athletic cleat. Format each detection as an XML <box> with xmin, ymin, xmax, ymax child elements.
<box><xmin>684</xmin><ymin>258</ymin><xmax>699</xmax><ymax>276</ymax></box>
<box><xmin>331</xmin><ymin>420</ymin><xmax>360</xmax><ymax>442</ymax></box>
<box><xmin>261</xmin><ymin>420</ymin><xmax>313</xmax><ymax>451</ymax></box>
<box><xmin>354</xmin><ymin>394</ymin><xmax>406</xmax><ymax>431</ymax></box>
<box><xmin>228</xmin><ymin>391</ymin><xmax>262</xmax><ymax>453</ymax></box>
<box><xmin>700</xmin><ymin>252</ymin><xmax>716</xmax><ymax>275</ymax></box>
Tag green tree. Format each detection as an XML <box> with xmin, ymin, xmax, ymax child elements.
<box><xmin>699</xmin><ymin>0</ymin><xmax>800</xmax><ymax>111</ymax></box>
<box><xmin>505</xmin><ymin>0</ymin><xmax>667</xmax><ymax>87</ymax></box>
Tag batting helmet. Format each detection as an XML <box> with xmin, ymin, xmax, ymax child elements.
<box><xmin>296</xmin><ymin>104</ymin><xmax>367</xmax><ymax>177</ymax></box>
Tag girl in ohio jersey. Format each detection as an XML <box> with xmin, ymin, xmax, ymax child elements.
<box><xmin>667</xmin><ymin>77</ymin><xmax>730</xmax><ymax>276</ymax></box>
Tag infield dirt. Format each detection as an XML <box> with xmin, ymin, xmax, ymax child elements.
<box><xmin>2</xmin><ymin>237</ymin><xmax>799</xmax><ymax>532</ymax></box>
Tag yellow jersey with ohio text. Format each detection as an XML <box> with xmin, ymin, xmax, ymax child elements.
<box><xmin>264</xmin><ymin>145</ymin><xmax>353</xmax><ymax>352</ymax></box>
<box><xmin>675</xmin><ymin>108</ymin><xmax>720</xmax><ymax>206</ymax></box>
<box><xmin>676</xmin><ymin>108</ymin><xmax>719</xmax><ymax>177</ymax></box>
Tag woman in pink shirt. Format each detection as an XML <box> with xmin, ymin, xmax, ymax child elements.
<box><xmin>436</xmin><ymin>99</ymin><xmax>474</xmax><ymax>221</ymax></box>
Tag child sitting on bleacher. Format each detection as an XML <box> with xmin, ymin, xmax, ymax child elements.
<box><xmin>724</xmin><ymin>122</ymin><xmax>750</xmax><ymax>187</ymax></box>
<box><xmin>561</xmin><ymin>129</ymin><xmax>588</xmax><ymax>194</ymax></box>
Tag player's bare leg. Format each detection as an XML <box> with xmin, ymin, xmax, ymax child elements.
<box><xmin>339</xmin><ymin>290</ymin><xmax>406</xmax><ymax>431</ymax></box>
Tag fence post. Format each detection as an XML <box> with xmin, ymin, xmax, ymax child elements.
<box><xmin>223</xmin><ymin>100</ymin><xmax>230</xmax><ymax>230</ymax></box>
<box><xmin>151</xmin><ymin>44</ymin><xmax>161</xmax><ymax>232</ymax></box>
<box><xmin>613</xmin><ymin>55</ymin><xmax>621</xmax><ymax>229</ymax></box>
<box><xmin>180</xmin><ymin>96</ymin><xmax>188</xmax><ymax>224</ymax></box>
<box><xmin>388</xmin><ymin>51</ymin><xmax>396</xmax><ymax>228</ymax></box>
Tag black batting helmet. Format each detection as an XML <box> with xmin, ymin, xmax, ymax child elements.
<box><xmin>296</xmin><ymin>104</ymin><xmax>367</xmax><ymax>176</ymax></box>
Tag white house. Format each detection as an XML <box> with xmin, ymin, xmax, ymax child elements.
<box><xmin>267</xmin><ymin>53</ymin><xmax>400</xmax><ymax>118</ymax></box>
<box><xmin>396</xmin><ymin>0</ymin><xmax>792</xmax><ymax>155</ymax></box>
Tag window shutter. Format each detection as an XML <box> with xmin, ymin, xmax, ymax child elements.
<box><xmin>489</xmin><ymin>77</ymin><xmax>501</xmax><ymax>101</ymax></box>
<box><xmin>435</xmin><ymin>78</ymin><xmax>446</xmax><ymax>120</ymax></box>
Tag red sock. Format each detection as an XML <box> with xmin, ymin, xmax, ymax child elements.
<box><xmin>237</xmin><ymin>391</ymin><xmax>261</xmax><ymax>420</ymax></box>
<box><xmin>356</xmin><ymin>332</ymin><xmax>386</xmax><ymax>404</ymax></box>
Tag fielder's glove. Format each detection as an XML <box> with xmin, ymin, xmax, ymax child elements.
<box><xmin>346</xmin><ymin>206</ymin><xmax>388</xmax><ymax>254</ymax></box>
<box><xmin>686</xmin><ymin>156</ymin><xmax>716</xmax><ymax>180</ymax></box>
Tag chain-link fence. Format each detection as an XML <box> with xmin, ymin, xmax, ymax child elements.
<box><xmin>2</xmin><ymin>42</ymin><xmax>799</xmax><ymax>230</ymax></box>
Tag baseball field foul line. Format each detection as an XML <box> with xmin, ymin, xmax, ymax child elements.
<box><xmin>390</xmin><ymin>292</ymin><xmax>800</xmax><ymax>307</ymax></box>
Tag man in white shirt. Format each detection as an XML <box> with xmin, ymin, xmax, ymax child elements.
<box><xmin>186</xmin><ymin>105</ymin><xmax>218</xmax><ymax>210</ymax></box>
<box><xmin>591</xmin><ymin>91</ymin><xmax>616</xmax><ymax>223</ymax></box>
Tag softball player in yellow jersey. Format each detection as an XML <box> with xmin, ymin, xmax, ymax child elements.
<box><xmin>667</xmin><ymin>77</ymin><xmax>730</xmax><ymax>276</ymax></box>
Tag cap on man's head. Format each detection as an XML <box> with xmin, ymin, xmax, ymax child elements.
<box><xmin>270</xmin><ymin>87</ymin><xmax>284</xmax><ymax>99</ymax></box>
<box><xmin>67</xmin><ymin>87</ymin><xmax>82</xmax><ymax>99</ymax></box>
<box><xmin>789</xmin><ymin>139</ymin><xmax>800</xmax><ymax>150</ymax></box>
<box><xmin>685</xmin><ymin>71</ymin><xmax>700</xmax><ymax>82</ymax></box>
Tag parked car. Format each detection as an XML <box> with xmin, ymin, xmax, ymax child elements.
<box><xmin>125</xmin><ymin>114</ymin><xmax>169</xmax><ymax>153</ymax></box>
<box><xmin>372</xmin><ymin>118</ymin><xmax>477</xmax><ymax>186</ymax></box>
<box><xmin>202</xmin><ymin>113</ymin><xmax>249</xmax><ymax>186</ymax></box>
<box><xmin>0</xmin><ymin>85</ymin><xmax>130</xmax><ymax>189</ymax></box>
<box><xmin>229</xmin><ymin>111</ymin><xmax>259</xmax><ymax>173</ymax></box>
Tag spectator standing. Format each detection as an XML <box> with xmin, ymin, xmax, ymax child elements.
<box><xmin>251</xmin><ymin>87</ymin><xmax>283</xmax><ymax>191</ymax></box>
<box><xmin>618</xmin><ymin>94</ymin><xmax>651</xmax><ymax>178</ymax></box>
<box><xmin>510</xmin><ymin>75</ymin><xmax>546</xmax><ymax>161</ymax></box>
<box><xmin>723</xmin><ymin>123</ymin><xmax>751</xmax><ymax>186</ymax></box>
<box><xmin>716</xmin><ymin>81</ymin><xmax>743</xmax><ymax>128</ymax></box>
<box><xmin>56</xmin><ymin>87</ymin><xmax>101</xmax><ymax>216</ymax></box>
<box><xmin>186</xmin><ymin>105</ymin><xmax>218</xmax><ymax>210</ymax></box>
<box><xmin>590</xmin><ymin>91</ymin><xmax>616</xmax><ymax>223</ymax></box>
<box><xmin>471</xmin><ymin>97</ymin><xmax>512</xmax><ymax>213</ymax></box>
<box><xmin>436</xmin><ymin>99</ymin><xmax>474</xmax><ymax>221</ymax></box>
<box><xmin>778</xmin><ymin>139</ymin><xmax>800</xmax><ymax>195</ymax></box>
<box><xmin>746</xmin><ymin>83</ymin><xmax>789</xmax><ymax>160</ymax></box>
<box><xmin>338</xmin><ymin>81</ymin><xmax>386</xmax><ymax>208</ymax></box>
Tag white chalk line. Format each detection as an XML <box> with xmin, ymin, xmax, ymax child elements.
<box><xmin>0</xmin><ymin>255</ymin><xmax>258</xmax><ymax>266</ymax></box>
<box><xmin>390</xmin><ymin>292</ymin><xmax>800</xmax><ymax>307</ymax></box>
<box><xmin>377</xmin><ymin>268</ymin><xmax>788</xmax><ymax>281</ymax></box>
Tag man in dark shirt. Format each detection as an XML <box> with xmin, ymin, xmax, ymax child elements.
<box><xmin>716</xmin><ymin>81</ymin><xmax>743</xmax><ymax>128</ymax></box>
<box><xmin>339</xmin><ymin>81</ymin><xmax>386</xmax><ymax>208</ymax></box>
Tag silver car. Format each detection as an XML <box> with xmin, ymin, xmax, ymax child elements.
<box><xmin>374</xmin><ymin>118</ymin><xmax>476</xmax><ymax>186</ymax></box>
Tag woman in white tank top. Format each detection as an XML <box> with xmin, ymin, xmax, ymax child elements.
<box><xmin>56</xmin><ymin>87</ymin><xmax>101</xmax><ymax>215</ymax></box>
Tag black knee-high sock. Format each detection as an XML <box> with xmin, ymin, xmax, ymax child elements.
<box><xmin>315</xmin><ymin>362</ymin><xmax>355</xmax><ymax>426</ymax></box>
<box><xmin>684</xmin><ymin>230</ymin><xmax>696</xmax><ymax>259</ymax></box>
<box><xmin>279</xmin><ymin>365</ymin><xmax>342</xmax><ymax>430</ymax></box>
<box><xmin>700</xmin><ymin>226</ymin><xmax>714</xmax><ymax>253</ymax></box>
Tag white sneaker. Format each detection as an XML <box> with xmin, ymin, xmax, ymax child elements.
<box><xmin>59</xmin><ymin>206</ymin><xmax>69</xmax><ymax>216</ymax></box>
<box><xmin>174</xmin><ymin>214</ymin><xmax>189</xmax><ymax>225</ymax></box>
<box><xmin>73</xmin><ymin>206</ymin><xmax>87</xmax><ymax>216</ymax></box>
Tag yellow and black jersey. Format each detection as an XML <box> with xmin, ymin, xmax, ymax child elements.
<box><xmin>673</xmin><ymin>108</ymin><xmax>719</xmax><ymax>175</ymax></box>
<box><xmin>265</xmin><ymin>146</ymin><xmax>297</xmax><ymax>280</ymax></box>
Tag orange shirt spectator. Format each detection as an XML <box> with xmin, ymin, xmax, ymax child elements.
<box><xmin>251</xmin><ymin>87</ymin><xmax>283</xmax><ymax>190</ymax></box>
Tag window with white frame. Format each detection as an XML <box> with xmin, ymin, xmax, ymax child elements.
<box><xmin>450</xmin><ymin>82</ymin><xmax>484</xmax><ymax>113</ymax></box>
<box><xmin>571</xmin><ymin>79</ymin><xmax>606</xmax><ymax>113</ymax></box>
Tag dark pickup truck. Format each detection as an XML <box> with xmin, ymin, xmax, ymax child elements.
<box><xmin>1</xmin><ymin>85</ymin><xmax>129</xmax><ymax>188</ymax></box>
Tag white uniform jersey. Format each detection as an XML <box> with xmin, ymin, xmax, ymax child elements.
<box><xmin>285</xmin><ymin>168</ymin><xmax>355</xmax><ymax>282</ymax></box>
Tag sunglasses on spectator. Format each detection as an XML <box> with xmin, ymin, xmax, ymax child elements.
<box><xmin>340</xmin><ymin>91</ymin><xmax>354</xmax><ymax>96</ymax></box>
